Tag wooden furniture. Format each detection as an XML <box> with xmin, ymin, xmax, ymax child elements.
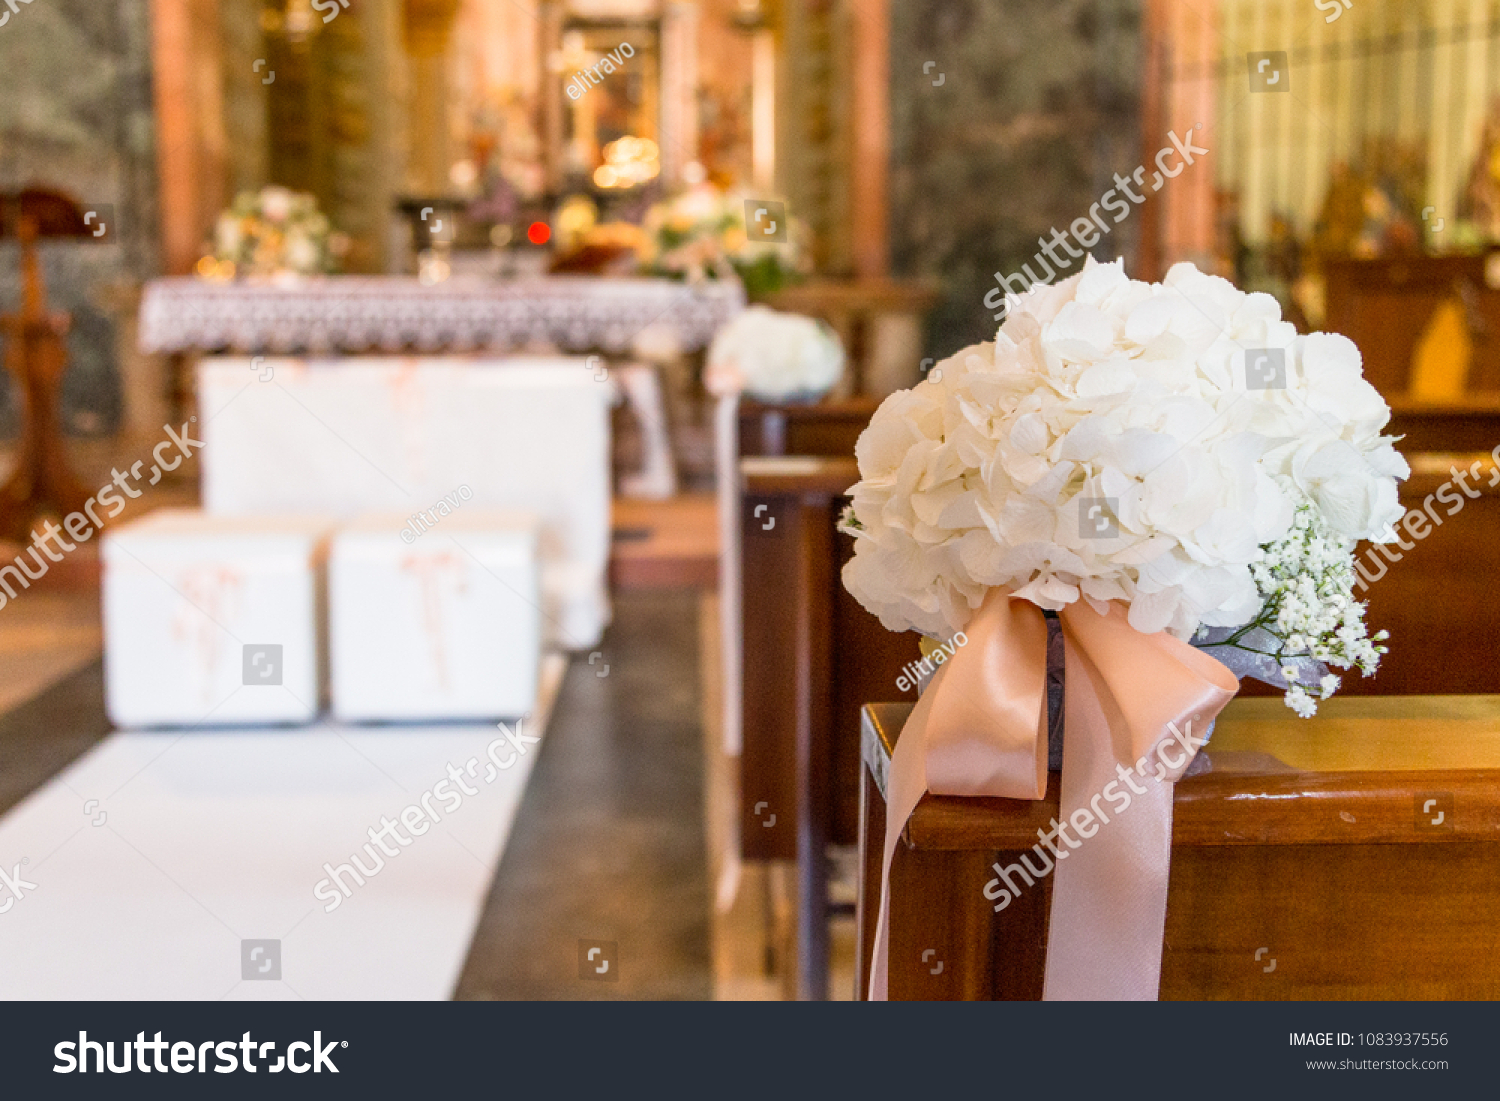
<box><xmin>858</xmin><ymin>695</ymin><xmax>1500</xmax><ymax>1000</ymax></box>
<box><xmin>737</xmin><ymin>397</ymin><xmax>877</xmax><ymax>459</ymax></box>
<box><xmin>740</xmin><ymin>447</ymin><xmax>1500</xmax><ymax>998</ymax></box>
<box><xmin>1338</xmin><ymin>457</ymin><xmax>1500</xmax><ymax>698</ymax></box>
<box><xmin>739</xmin><ymin>455</ymin><xmax>912</xmax><ymax>998</ymax></box>
<box><xmin>0</xmin><ymin>191</ymin><xmax>94</xmax><ymax>543</ymax></box>
<box><xmin>1325</xmin><ymin>254</ymin><xmax>1500</xmax><ymax>398</ymax></box>
<box><xmin>1387</xmin><ymin>399</ymin><xmax>1500</xmax><ymax>453</ymax></box>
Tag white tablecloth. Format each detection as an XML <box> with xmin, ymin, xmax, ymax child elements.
<box><xmin>139</xmin><ymin>275</ymin><xmax>744</xmax><ymax>355</ymax></box>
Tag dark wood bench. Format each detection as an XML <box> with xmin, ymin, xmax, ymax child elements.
<box><xmin>738</xmin><ymin>455</ymin><xmax>913</xmax><ymax>998</ymax></box>
<box><xmin>1387</xmin><ymin>400</ymin><xmax>1500</xmax><ymax>454</ymax></box>
<box><xmin>738</xmin><ymin>398</ymin><xmax>880</xmax><ymax>459</ymax></box>
<box><xmin>1336</xmin><ymin>457</ymin><xmax>1500</xmax><ymax>697</ymax></box>
<box><xmin>858</xmin><ymin>695</ymin><xmax>1500</xmax><ymax>1000</ymax></box>
<box><xmin>740</xmin><ymin>450</ymin><xmax>1500</xmax><ymax>997</ymax></box>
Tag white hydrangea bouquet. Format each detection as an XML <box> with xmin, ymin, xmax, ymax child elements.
<box><xmin>841</xmin><ymin>257</ymin><xmax>1406</xmax><ymax>717</ymax></box>
<box><xmin>705</xmin><ymin>306</ymin><xmax>845</xmax><ymax>403</ymax></box>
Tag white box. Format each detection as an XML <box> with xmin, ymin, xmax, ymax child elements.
<box><xmin>102</xmin><ymin>510</ymin><xmax>330</xmax><ymax>728</ymax></box>
<box><xmin>196</xmin><ymin>357</ymin><xmax>613</xmax><ymax>648</ymax></box>
<box><xmin>329</xmin><ymin>512</ymin><xmax>541</xmax><ymax>722</ymax></box>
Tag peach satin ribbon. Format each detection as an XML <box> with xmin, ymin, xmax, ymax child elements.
<box><xmin>869</xmin><ymin>589</ymin><xmax>1239</xmax><ymax>1000</ymax></box>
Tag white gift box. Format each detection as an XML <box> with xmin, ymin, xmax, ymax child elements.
<box><xmin>196</xmin><ymin>358</ymin><xmax>612</xmax><ymax>648</ymax></box>
<box><xmin>329</xmin><ymin>512</ymin><xmax>541</xmax><ymax>722</ymax></box>
<box><xmin>102</xmin><ymin>510</ymin><xmax>331</xmax><ymax>728</ymax></box>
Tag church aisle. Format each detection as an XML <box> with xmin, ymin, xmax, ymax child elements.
<box><xmin>454</xmin><ymin>590</ymin><xmax>713</xmax><ymax>1000</ymax></box>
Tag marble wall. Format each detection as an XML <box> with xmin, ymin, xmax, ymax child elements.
<box><xmin>888</xmin><ymin>0</ymin><xmax>1143</xmax><ymax>359</ymax></box>
<box><xmin>0</xmin><ymin>0</ymin><xmax>160</xmax><ymax>437</ymax></box>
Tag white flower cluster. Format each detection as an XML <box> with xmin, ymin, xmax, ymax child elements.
<box><xmin>840</xmin><ymin>257</ymin><xmax>1405</xmax><ymax>712</ymax></box>
<box><xmin>1200</xmin><ymin>500</ymin><xmax>1387</xmax><ymax>716</ymax></box>
<box><xmin>706</xmin><ymin>306</ymin><xmax>845</xmax><ymax>402</ymax></box>
<box><xmin>211</xmin><ymin>186</ymin><xmax>344</xmax><ymax>277</ymax></box>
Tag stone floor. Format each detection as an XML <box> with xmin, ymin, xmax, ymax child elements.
<box><xmin>454</xmin><ymin>590</ymin><xmax>712</xmax><ymax>999</ymax></box>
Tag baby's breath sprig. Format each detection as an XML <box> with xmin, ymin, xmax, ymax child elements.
<box><xmin>1200</xmin><ymin>496</ymin><xmax>1388</xmax><ymax>717</ymax></box>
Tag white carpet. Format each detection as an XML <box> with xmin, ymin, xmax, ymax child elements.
<box><xmin>0</xmin><ymin>654</ymin><xmax>566</xmax><ymax>1000</ymax></box>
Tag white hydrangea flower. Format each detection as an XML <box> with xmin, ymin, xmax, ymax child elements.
<box><xmin>706</xmin><ymin>306</ymin><xmax>845</xmax><ymax>401</ymax></box>
<box><xmin>840</xmin><ymin>257</ymin><xmax>1400</xmax><ymax>712</ymax></box>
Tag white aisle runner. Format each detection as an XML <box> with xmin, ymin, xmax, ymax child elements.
<box><xmin>0</xmin><ymin>656</ymin><xmax>566</xmax><ymax>1001</ymax></box>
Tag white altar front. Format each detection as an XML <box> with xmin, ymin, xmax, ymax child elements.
<box><xmin>196</xmin><ymin>357</ymin><xmax>612</xmax><ymax>650</ymax></box>
<box><xmin>137</xmin><ymin>274</ymin><xmax>746</xmax><ymax>649</ymax></box>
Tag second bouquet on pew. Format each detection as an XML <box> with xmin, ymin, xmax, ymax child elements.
<box><xmin>102</xmin><ymin>508</ymin><xmax>547</xmax><ymax>728</ymax></box>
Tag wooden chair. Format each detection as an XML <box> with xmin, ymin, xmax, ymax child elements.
<box><xmin>737</xmin><ymin>455</ymin><xmax>912</xmax><ymax>999</ymax></box>
<box><xmin>858</xmin><ymin>695</ymin><xmax>1500</xmax><ymax>1000</ymax></box>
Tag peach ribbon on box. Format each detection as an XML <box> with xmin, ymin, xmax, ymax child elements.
<box><xmin>869</xmin><ymin>588</ymin><xmax>1240</xmax><ymax>1001</ymax></box>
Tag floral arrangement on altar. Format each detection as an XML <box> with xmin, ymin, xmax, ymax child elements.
<box><xmin>201</xmin><ymin>186</ymin><xmax>348</xmax><ymax>280</ymax></box>
<box><xmin>639</xmin><ymin>184</ymin><xmax>810</xmax><ymax>297</ymax></box>
<box><xmin>840</xmin><ymin>257</ymin><xmax>1406</xmax><ymax>716</ymax></box>
<box><xmin>705</xmin><ymin>306</ymin><xmax>845</xmax><ymax>402</ymax></box>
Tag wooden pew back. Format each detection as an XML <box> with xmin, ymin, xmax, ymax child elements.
<box><xmin>739</xmin><ymin>456</ymin><xmax>913</xmax><ymax>860</ymax></box>
<box><xmin>860</xmin><ymin>697</ymin><xmax>1500</xmax><ymax>1000</ymax></box>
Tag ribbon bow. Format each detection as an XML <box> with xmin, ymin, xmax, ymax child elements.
<box><xmin>869</xmin><ymin>588</ymin><xmax>1239</xmax><ymax>1000</ymax></box>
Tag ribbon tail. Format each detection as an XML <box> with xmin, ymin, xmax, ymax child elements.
<box><xmin>868</xmin><ymin>591</ymin><xmax>1048</xmax><ymax>1000</ymax></box>
<box><xmin>867</xmin><ymin>670</ymin><xmax>938</xmax><ymax>1001</ymax></box>
<box><xmin>1044</xmin><ymin>601</ymin><xmax>1240</xmax><ymax>1000</ymax></box>
<box><xmin>1042</xmin><ymin>632</ymin><xmax>1177</xmax><ymax>1000</ymax></box>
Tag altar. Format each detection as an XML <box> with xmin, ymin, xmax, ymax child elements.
<box><xmin>127</xmin><ymin>274</ymin><xmax>745</xmax><ymax>653</ymax></box>
<box><xmin>138</xmin><ymin>275</ymin><xmax>744</xmax><ymax>357</ymax></box>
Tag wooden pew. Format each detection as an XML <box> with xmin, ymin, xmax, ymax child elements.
<box><xmin>1321</xmin><ymin>455</ymin><xmax>1500</xmax><ymax>697</ymax></box>
<box><xmin>745</xmin><ymin>449</ymin><xmax>1500</xmax><ymax>997</ymax></box>
<box><xmin>738</xmin><ymin>455</ymin><xmax>911</xmax><ymax>999</ymax></box>
<box><xmin>1387</xmin><ymin>399</ymin><xmax>1500</xmax><ymax>453</ymax></box>
<box><xmin>858</xmin><ymin>696</ymin><xmax>1500</xmax><ymax>1000</ymax></box>
<box><xmin>738</xmin><ymin>397</ymin><xmax>880</xmax><ymax>459</ymax></box>
<box><xmin>1325</xmin><ymin>253</ymin><xmax>1500</xmax><ymax>396</ymax></box>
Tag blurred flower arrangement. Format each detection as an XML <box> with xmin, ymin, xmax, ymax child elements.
<box><xmin>639</xmin><ymin>184</ymin><xmax>811</xmax><ymax>298</ymax></box>
<box><xmin>705</xmin><ymin>306</ymin><xmax>845</xmax><ymax>402</ymax></box>
<box><xmin>198</xmin><ymin>186</ymin><xmax>348</xmax><ymax>281</ymax></box>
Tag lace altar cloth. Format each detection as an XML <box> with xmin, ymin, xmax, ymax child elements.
<box><xmin>139</xmin><ymin>275</ymin><xmax>746</xmax><ymax>355</ymax></box>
